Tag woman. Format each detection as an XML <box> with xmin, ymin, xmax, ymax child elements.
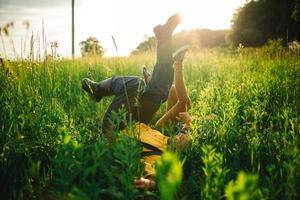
<box><xmin>132</xmin><ymin>58</ymin><xmax>191</xmax><ymax>190</ymax></box>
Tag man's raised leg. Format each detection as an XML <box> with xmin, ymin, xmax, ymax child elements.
<box><xmin>145</xmin><ymin>13</ymin><xmax>182</xmax><ymax>101</ymax></box>
<box><xmin>135</xmin><ymin>14</ymin><xmax>182</xmax><ymax>124</ymax></box>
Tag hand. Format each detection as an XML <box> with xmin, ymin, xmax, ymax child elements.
<box><xmin>176</xmin><ymin>112</ymin><xmax>192</xmax><ymax>128</ymax></box>
<box><xmin>134</xmin><ymin>178</ymin><xmax>156</xmax><ymax>190</ymax></box>
<box><xmin>175</xmin><ymin>133</ymin><xmax>189</xmax><ymax>150</ymax></box>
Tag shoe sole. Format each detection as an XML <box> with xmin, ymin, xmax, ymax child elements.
<box><xmin>141</xmin><ymin>65</ymin><xmax>151</xmax><ymax>84</ymax></box>
<box><xmin>81</xmin><ymin>79</ymin><xmax>102</xmax><ymax>102</ymax></box>
<box><xmin>173</xmin><ymin>45</ymin><xmax>189</xmax><ymax>61</ymax></box>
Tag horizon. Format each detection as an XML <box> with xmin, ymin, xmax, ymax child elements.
<box><xmin>0</xmin><ymin>0</ymin><xmax>246</xmax><ymax>59</ymax></box>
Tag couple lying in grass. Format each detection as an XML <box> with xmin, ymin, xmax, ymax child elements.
<box><xmin>81</xmin><ymin>13</ymin><xmax>191</xmax><ymax>190</ymax></box>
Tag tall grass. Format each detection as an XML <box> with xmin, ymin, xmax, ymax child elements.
<box><xmin>0</xmin><ymin>48</ymin><xmax>299</xmax><ymax>199</ymax></box>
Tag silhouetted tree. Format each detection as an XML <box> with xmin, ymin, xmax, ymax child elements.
<box><xmin>227</xmin><ymin>0</ymin><xmax>300</xmax><ymax>47</ymax></box>
<box><xmin>131</xmin><ymin>37</ymin><xmax>156</xmax><ymax>55</ymax></box>
<box><xmin>80</xmin><ymin>37</ymin><xmax>104</xmax><ymax>57</ymax></box>
<box><xmin>292</xmin><ymin>0</ymin><xmax>300</xmax><ymax>21</ymax></box>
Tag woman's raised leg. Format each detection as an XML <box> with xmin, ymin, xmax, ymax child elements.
<box><xmin>155</xmin><ymin>59</ymin><xmax>190</xmax><ymax>127</ymax></box>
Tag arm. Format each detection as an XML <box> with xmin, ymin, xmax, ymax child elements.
<box><xmin>177</xmin><ymin>111</ymin><xmax>192</xmax><ymax>129</ymax></box>
<box><xmin>175</xmin><ymin>112</ymin><xmax>192</xmax><ymax>150</ymax></box>
<box><xmin>134</xmin><ymin>177</ymin><xmax>156</xmax><ymax>190</ymax></box>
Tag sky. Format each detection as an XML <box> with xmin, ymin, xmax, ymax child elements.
<box><xmin>0</xmin><ymin>0</ymin><xmax>246</xmax><ymax>58</ymax></box>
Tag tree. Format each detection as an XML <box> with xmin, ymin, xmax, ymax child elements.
<box><xmin>131</xmin><ymin>36</ymin><xmax>156</xmax><ymax>55</ymax></box>
<box><xmin>79</xmin><ymin>37</ymin><xmax>104</xmax><ymax>57</ymax></box>
<box><xmin>227</xmin><ymin>0</ymin><xmax>300</xmax><ymax>47</ymax></box>
<box><xmin>292</xmin><ymin>0</ymin><xmax>300</xmax><ymax>22</ymax></box>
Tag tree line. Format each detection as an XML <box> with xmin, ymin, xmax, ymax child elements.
<box><xmin>132</xmin><ymin>0</ymin><xmax>300</xmax><ymax>54</ymax></box>
<box><xmin>227</xmin><ymin>0</ymin><xmax>300</xmax><ymax>47</ymax></box>
<box><xmin>131</xmin><ymin>29</ymin><xmax>228</xmax><ymax>55</ymax></box>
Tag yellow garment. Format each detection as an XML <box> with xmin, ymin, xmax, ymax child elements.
<box><xmin>131</xmin><ymin>123</ymin><xmax>168</xmax><ymax>178</ymax></box>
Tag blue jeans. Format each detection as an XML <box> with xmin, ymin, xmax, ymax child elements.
<box><xmin>102</xmin><ymin>38</ymin><xmax>174</xmax><ymax>134</ymax></box>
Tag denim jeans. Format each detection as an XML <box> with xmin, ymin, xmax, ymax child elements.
<box><xmin>102</xmin><ymin>38</ymin><xmax>174</xmax><ymax>134</ymax></box>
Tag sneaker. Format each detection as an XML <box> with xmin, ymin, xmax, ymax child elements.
<box><xmin>81</xmin><ymin>78</ymin><xmax>102</xmax><ymax>102</ymax></box>
<box><xmin>153</xmin><ymin>13</ymin><xmax>182</xmax><ymax>39</ymax></box>
<box><xmin>141</xmin><ymin>65</ymin><xmax>151</xmax><ymax>84</ymax></box>
<box><xmin>173</xmin><ymin>45</ymin><xmax>189</xmax><ymax>62</ymax></box>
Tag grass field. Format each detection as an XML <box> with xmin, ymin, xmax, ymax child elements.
<box><xmin>0</xmin><ymin>48</ymin><xmax>299</xmax><ymax>199</ymax></box>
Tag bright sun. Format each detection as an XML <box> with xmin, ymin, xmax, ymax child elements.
<box><xmin>176</xmin><ymin>0</ymin><xmax>244</xmax><ymax>30</ymax></box>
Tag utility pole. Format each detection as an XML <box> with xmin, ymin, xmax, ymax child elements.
<box><xmin>72</xmin><ymin>0</ymin><xmax>75</xmax><ymax>59</ymax></box>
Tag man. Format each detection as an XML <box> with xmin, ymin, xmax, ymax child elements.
<box><xmin>81</xmin><ymin>13</ymin><xmax>188</xmax><ymax>134</ymax></box>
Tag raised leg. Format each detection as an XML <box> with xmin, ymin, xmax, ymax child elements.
<box><xmin>155</xmin><ymin>60</ymin><xmax>190</xmax><ymax>127</ymax></box>
<box><xmin>131</xmin><ymin>14</ymin><xmax>182</xmax><ymax>125</ymax></box>
<box><xmin>142</xmin><ymin>13</ymin><xmax>181</xmax><ymax>104</ymax></box>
